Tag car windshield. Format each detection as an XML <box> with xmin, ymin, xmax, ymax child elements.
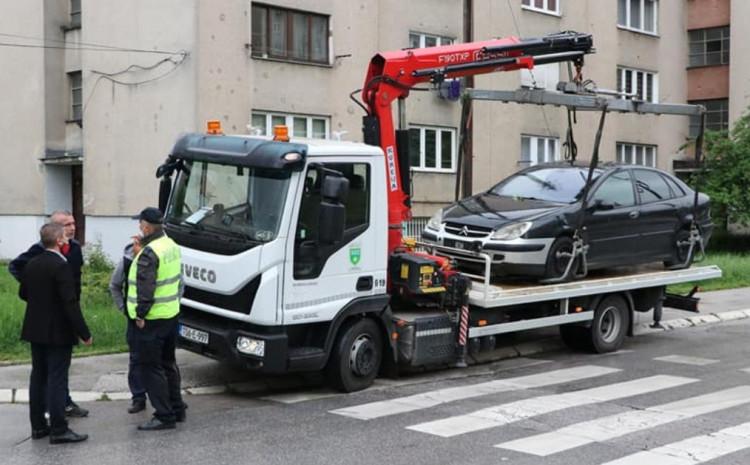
<box><xmin>488</xmin><ymin>167</ymin><xmax>602</xmax><ymax>203</ymax></box>
<box><xmin>166</xmin><ymin>161</ymin><xmax>291</xmax><ymax>243</ymax></box>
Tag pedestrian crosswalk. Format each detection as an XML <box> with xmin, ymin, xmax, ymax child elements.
<box><xmin>326</xmin><ymin>361</ymin><xmax>750</xmax><ymax>463</ymax></box>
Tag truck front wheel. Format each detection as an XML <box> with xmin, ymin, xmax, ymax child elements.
<box><xmin>326</xmin><ymin>318</ymin><xmax>383</xmax><ymax>393</ymax></box>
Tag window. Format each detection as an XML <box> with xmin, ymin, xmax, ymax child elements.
<box><xmin>294</xmin><ymin>162</ymin><xmax>370</xmax><ymax>279</ymax></box>
<box><xmin>688</xmin><ymin>99</ymin><xmax>729</xmax><ymax>137</ymax></box>
<box><xmin>520</xmin><ymin>135</ymin><xmax>559</xmax><ymax>166</ymax></box>
<box><xmin>251</xmin><ymin>111</ymin><xmax>329</xmax><ymax>139</ymax></box>
<box><xmin>408</xmin><ymin>126</ymin><xmax>456</xmax><ymax>172</ymax></box>
<box><xmin>633</xmin><ymin>169</ymin><xmax>672</xmax><ymax>203</ymax></box>
<box><xmin>617</xmin><ymin>67</ymin><xmax>658</xmax><ymax>103</ymax></box>
<box><xmin>618</xmin><ymin>0</ymin><xmax>658</xmax><ymax>34</ymax></box>
<box><xmin>689</xmin><ymin>27</ymin><xmax>730</xmax><ymax>67</ymax></box>
<box><xmin>70</xmin><ymin>0</ymin><xmax>81</xmax><ymax>28</ymax></box>
<box><xmin>251</xmin><ymin>4</ymin><xmax>329</xmax><ymax>64</ymax></box>
<box><xmin>592</xmin><ymin>171</ymin><xmax>635</xmax><ymax>208</ymax></box>
<box><xmin>490</xmin><ymin>167</ymin><xmax>599</xmax><ymax>204</ymax></box>
<box><xmin>68</xmin><ymin>71</ymin><xmax>82</xmax><ymax>122</ymax></box>
<box><xmin>520</xmin><ymin>63</ymin><xmax>560</xmax><ymax>90</ymax></box>
<box><xmin>616</xmin><ymin>142</ymin><xmax>657</xmax><ymax>167</ymax></box>
<box><xmin>521</xmin><ymin>0</ymin><xmax>560</xmax><ymax>15</ymax></box>
<box><xmin>408</xmin><ymin>32</ymin><xmax>454</xmax><ymax>49</ymax></box>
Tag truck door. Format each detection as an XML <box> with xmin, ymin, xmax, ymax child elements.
<box><xmin>283</xmin><ymin>160</ymin><xmax>382</xmax><ymax>324</ymax></box>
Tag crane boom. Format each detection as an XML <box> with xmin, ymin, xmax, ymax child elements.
<box><xmin>360</xmin><ymin>31</ymin><xmax>594</xmax><ymax>254</ymax></box>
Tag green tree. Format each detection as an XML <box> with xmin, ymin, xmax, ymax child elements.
<box><xmin>700</xmin><ymin>111</ymin><xmax>750</xmax><ymax>230</ymax></box>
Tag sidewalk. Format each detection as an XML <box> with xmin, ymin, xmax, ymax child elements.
<box><xmin>1</xmin><ymin>287</ymin><xmax>748</xmax><ymax>404</ymax></box>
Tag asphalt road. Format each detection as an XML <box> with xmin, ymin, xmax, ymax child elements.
<box><xmin>5</xmin><ymin>317</ymin><xmax>750</xmax><ymax>465</ymax></box>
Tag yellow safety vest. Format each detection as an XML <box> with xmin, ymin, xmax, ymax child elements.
<box><xmin>127</xmin><ymin>235</ymin><xmax>182</xmax><ymax>320</ymax></box>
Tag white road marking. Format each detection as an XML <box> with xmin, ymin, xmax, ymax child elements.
<box><xmin>601</xmin><ymin>421</ymin><xmax>750</xmax><ymax>465</ymax></box>
<box><xmin>496</xmin><ymin>386</ymin><xmax>750</xmax><ymax>457</ymax></box>
<box><xmin>653</xmin><ymin>355</ymin><xmax>719</xmax><ymax>366</ymax></box>
<box><xmin>330</xmin><ymin>365</ymin><xmax>620</xmax><ymax>420</ymax></box>
<box><xmin>407</xmin><ymin>375</ymin><xmax>697</xmax><ymax>437</ymax></box>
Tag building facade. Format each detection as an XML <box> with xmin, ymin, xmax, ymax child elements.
<box><xmin>1</xmin><ymin>0</ymin><xmax>748</xmax><ymax>260</ymax></box>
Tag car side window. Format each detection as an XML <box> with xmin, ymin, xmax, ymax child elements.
<box><xmin>591</xmin><ymin>171</ymin><xmax>635</xmax><ymax>208</ymax></box>
<box><xmin>663</xmin><ymin>174</ymin><xmax>686</xmax><ymax>197</ymax></box>
<box><xmin>634</xmin><ymin>169</ymin><xmax>672</xmax><ymax>203</ymax></box>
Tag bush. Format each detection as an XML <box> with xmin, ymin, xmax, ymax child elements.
<box><xmin>81</xmin><ymin>241</ymin><xmax>114</xmax><ymax>309</ymax></box>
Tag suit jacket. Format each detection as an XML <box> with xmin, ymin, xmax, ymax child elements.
<box><xmin>19</xmin><ymin>251</ymin><xmax>91</xmax><ymax>346</ymax></box>
<box><xmin>9</xmin><ymin>240</ymin><xmax>83</xmax><ymax>300</ymax></box>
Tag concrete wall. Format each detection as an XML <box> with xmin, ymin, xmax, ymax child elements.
<box><xmin>687</xmin><ymin>0</ymin><xmax>730</xmax><ymax>29</ymax></box>
<box><xmin>470</xmin><ymin>0</ymin><xmax>690</xmax><ymax>192</ymax></box>
<box><xmin>729</xmin><ymin>0</ymin><xmax>750</xmax><ymax>123</ymax></box>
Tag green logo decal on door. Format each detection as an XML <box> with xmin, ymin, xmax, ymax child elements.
<box><xmin>349</xmin><ymin>247</ymin><xmax>361</xmax><ymax>265</ymax></box>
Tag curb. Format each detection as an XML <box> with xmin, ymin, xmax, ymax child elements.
<box><xmin>3</xmin><ymin>308</ymin><xmax>750</xmax><ymax>405</ymax></box>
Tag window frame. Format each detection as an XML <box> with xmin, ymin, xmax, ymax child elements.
<box><xmin>617</xmin><ymin>0</ymin><xmax>658</xmax><ymax>35</ymax></box>
<box><xmin>616</xmin><ymin>142</ymin><xmax>657</xmax><ymax>168</ymax></box>
<box><xmin>250</xmin><ymin>111</ymin><xmax>330</xmax><ymax>139</ymax></box>
<box><xmin>688</xmin><ymin>26</ymin><xmax>730</xmax><ymax>68</ymax></box>
<box><xmin>408</xmin><ymin>31</ymin><xmax>455</xmax><ymax>49</ymax></box>
<box><xmin>617</xmin><ymin>66</ymin><xmax>659</xmax><ymax>103</ymax></box>
<box><xmin>520</xmin><ymin>62</ymin><xmax>560</xmax><ymax>90</ymax></box>
<box><xmin>520</xmin><ymin>134</ymin><xmax>560</xmax><ymax>167</ymax></box>
<box><xmin>521</xmin><ymin>0</ymin><xmax>561</xmax><ymax>17</ymax></box>
<box><xmin>251</xmin><ymin>3</ymin><xmax>330</xmax><ymax>65</ymax></box>
<box><xmin>688</xmin><ymin>99</ymin><xmax>729</xmax><ymax>137</ymax></box>
<box><xmin>590</xmin><ymin>169</ymin><xmax>637</xmax><ymax>209</ymax></box>
<box><xmin>408</xmin><ymin>125</ymin><xmax>457</xmax><ymax>173</ymax></box>
<box><xmin>68</xmin><ymin>71</ymin><xmax>82</xmax><ymax>124</ymax></box>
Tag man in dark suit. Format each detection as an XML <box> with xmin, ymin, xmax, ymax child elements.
<box><xmin>9</xmin><ymin>210</ymin><xmax>88</xmax><ymax>418</ymax></box>
<box><xmin>20</xmin><ymin>223</ymin><xmax>92</xmax><ymax>444</ymax></box>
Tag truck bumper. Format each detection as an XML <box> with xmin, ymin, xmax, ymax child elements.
<box><xmin>177</xmin><ymin>306</ymin><xmax>289</xmax><ymax>373</ymax></box>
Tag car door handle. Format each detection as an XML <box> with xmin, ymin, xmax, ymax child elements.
<box><xmin>629</xmin><ymin>211</ymin><xmax>640</xmax><ymax>219</ymax></box>
<box><xmin>356</xmin><ymin>276</ymin><xmax>373</xmax><ymax>291</ymax></box>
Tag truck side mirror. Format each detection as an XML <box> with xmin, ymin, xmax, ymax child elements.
<box><xmin>158</xmin><ymin>175</ymin><xmax>172</xmax><ymax>213</ymax></box>
<box><xmin>319</xmin><ymin>176</ymin><xmax>349</xmax><ymax>245</ymax></box>
<box><xmin>590</xmin><ymin>198</ymin><xmax>614</xmax><ymax>211</ymax></box>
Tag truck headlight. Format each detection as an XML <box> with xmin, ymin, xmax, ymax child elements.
<box><xmin>426</xmin><ymin>209</ymin><xmax>443</xmax><ymax>231</ymax></box>
<box><xmin>236</xmin><ymin>336</ymin><xmax>265</xmax><ymax>357</ymax></box>
<box><xmin>491</xmin><ymin>222</ymin><xmax>532</xmax><ymax>241</ymax></box>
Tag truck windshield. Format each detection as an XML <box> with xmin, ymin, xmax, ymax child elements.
<box><xmin>166</xmin><ymin>161</ymin><xmax>291</xmax><ymax>243</ymax></box>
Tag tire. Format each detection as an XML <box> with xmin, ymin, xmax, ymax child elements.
<box><xmin>589</xmin><ymin>295</ymin><xmax>630</xmax><ymax>353</ymax></box>
<box><xmin>664</xmin><ymin>228</ymin><xmax>693</xmax><ymax>269</ymax></box>
<box><xmin>325</xmin><ymin>318</ymin><xmax>383</xmax><ymax>393</ymax></box>
<box><xmin>544</xmin><ymin>236</ymin><xmax>580</xmax><ymax>281</ymax></box>
<box><xmin>559</xmin><ymin>324</ymin><xmax>591</xmax><ymax>351</ymax></box>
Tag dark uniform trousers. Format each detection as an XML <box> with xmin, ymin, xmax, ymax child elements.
<box><xmin>125</xmin><ymin>319</ymin><xmax>147</xmax><ymax>401</ymax></box>
<box><xmin>133</xmin><ymin>316</ymin><xmax>183</xmax><ymax>422</ymax></box>
<box><xmin>29</xmin><ymin>344</ymin><xmax>73</xmax><ymax>434</ymax></box>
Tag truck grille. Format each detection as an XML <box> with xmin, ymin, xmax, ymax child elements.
<box><xmin>183</xmin><ymin>275</ymin><xmax>261</xmax><ymax>315</ymax></box>
<box><xmin>444</xmin><ymin>222</ymin><xmax>492</xmax><ymax>238</ymax></box>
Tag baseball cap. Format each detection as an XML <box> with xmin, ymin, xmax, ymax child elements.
<box><xmin>132</xmin><ymin>207</ymin><xmax>164</xmax><ymax>224</ymax></box>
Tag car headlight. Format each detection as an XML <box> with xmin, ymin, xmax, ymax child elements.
<box><xmin>491</xmin><ymin>222</ymin><xmax>532</xmax><ymax>241</ymax></box>
<box><xmin>426</xmin><ymin>209</ymin><xmax>443</xmax><ymax>231</ymax></box>
<box><xmin>236</xmin><ymin>336</ymin><xmax>265</xmax><ymax>357</ymax></box>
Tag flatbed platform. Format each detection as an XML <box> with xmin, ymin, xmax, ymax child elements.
<box><xmin>468</xmin><ymin>265</ymin><xmax>722</xmax><ymax>308</ymax></box>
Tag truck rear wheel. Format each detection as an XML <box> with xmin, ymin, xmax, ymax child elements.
<box><xmin>326</xmin><ymin>318</ymin><xmax>382</xmax><ymax>393</ymax></box>
<box><xmin>589</xmin><ymin>295</ymin><xmax>629</xmax><ymax>353</ymax></box>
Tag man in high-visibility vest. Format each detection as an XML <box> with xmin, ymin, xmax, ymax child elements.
<box><xmin>127</xmin><ymin>207</ymin><xmax>185</xmax><ymax>431</ymax></box>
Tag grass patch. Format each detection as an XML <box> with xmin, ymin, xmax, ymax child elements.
<box><xmin>0</xmin><ymin>261</ymin><xmax>127</xmax><ymax>363</ymax></box>
<box><xmin>667</xmin><ymin>252</ymin><xmax>750</xmax><ymax>295</ymax></box>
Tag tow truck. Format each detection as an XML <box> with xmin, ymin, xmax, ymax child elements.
<box><xmin>156</xmin><ymin>31</ymin><xmax>720</xmax><ymax>392</ymax></box>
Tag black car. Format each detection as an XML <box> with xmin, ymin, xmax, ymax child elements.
<box><xmin>421</xmin><ymin>163</ymin><xmax>713</xmax><ymax>280</ymax></box>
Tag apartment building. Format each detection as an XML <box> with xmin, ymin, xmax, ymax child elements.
<box><xmin>0</xmin><ymin>0</ymin><xmax>747</xmax><ymax>259</ymax></box>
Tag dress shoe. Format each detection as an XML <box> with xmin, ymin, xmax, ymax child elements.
<box><xmin>31</xmin><ymin>428</ymin><xmax>50</xmax><ymax>440</ymax></box>
<box><xmin>65</xmin><ymin>402</ymin><xmax>89</xmax><ymax>418</ymax></box>
<box><xmin>137</xmin><ymin>417</ymin><xmax>176</xmax><ymax>431</ymax></box>
<box><xmin>49</xmin><ymin>429</ymin><xmax>88</xmax><ymax>444</ymax></box>
<box><xmin>175</xmin><ymin>402</ymin><xmax>188</xmax><ymax>423</ymax></box>
<box><xmin>128</xmin><ymin>400</ymin><xmax>146</xmax><ymax>414</ymax></box>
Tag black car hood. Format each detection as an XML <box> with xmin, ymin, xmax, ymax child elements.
<box><xmin>442</xmin><ymin>193</ymin><xmax>563</xmax><ymax>229</ymax></box>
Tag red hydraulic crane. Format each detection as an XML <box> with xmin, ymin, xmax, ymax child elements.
<box><xmin>359</xmin><ymin>31</ymin><xmax>594</xmax><ymax>254</ymax></box>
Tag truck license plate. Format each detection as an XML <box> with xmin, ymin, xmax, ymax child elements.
<box><xmin>179</xmin><ymin>325</ymin><xmax>209</xmax><ymax>345</ymax></box>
